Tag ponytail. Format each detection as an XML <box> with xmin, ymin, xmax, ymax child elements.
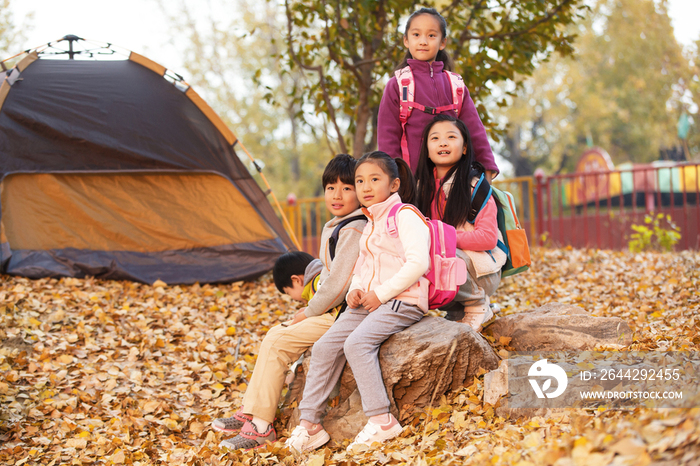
<box><xmin>356</xmin><ymin>151</ymin><xmax>417</xmax><ymax>205</ymax></box>
<box><xmin>394</xmin><ymin>158</ymin><xmax>416</xmax><ymax>205</ymax></box>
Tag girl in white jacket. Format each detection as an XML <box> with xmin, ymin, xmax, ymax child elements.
<box><xmin>285</xmin><ymin>152</ymin><xmax>430</xmax><ymax>453</ymax></box>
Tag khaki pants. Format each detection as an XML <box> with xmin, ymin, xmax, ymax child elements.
<box><xmin>242</xmin><ymin>312</ymin><xmax>336</xmax><ymax>423</ymax></box>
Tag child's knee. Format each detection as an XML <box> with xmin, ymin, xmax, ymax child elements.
<box><xmin>310</xmin><ymin>334</ymin><xmax>338</xmax><ymax>358</ymax></box>
<box><xmin>343</xmin><ymin>333</ymin><xmax>356</xmax><ymax>358</ymax></box>
<box><xmin>343</xmin><ymin>332</ymin><xmax>370</xmax><ymax>361</ymax></box>
<box><xmin>478</xmin><ymin>272</ymin><xmax>501</xmax><ymax>296</ymax></box>
<box><xmin>259</xmin><ymin>323</ymin><xmax>288</xmax><ymax>348</ymax></box>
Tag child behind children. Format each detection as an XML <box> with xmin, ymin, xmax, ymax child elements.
<box><xmin>377</xmin><ymin>8</ymin><xmax>498</xmax><ymax>181</ymax></box>
<box><xmin>415</xmin><ymin>114</ymin><xmax>506</xmax><ymax>331</ymax></box>
<box><xmin>285</xmin><ymin>152</ymin><xmax>431</xmax><ymax>453</ymax></box>
<box><xmin>214</xmin><ymin>154</ymin><xmax>366</xmax><ymax>450</ymax></box>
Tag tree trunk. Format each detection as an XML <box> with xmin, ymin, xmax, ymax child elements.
<box><xmin>367</xmin><ymin>105</ymin><xmax>379</xmax><ymax>153</ymax></box>
<box><xmin>353</xmin><ymin>75</ymin><xmax>371</xmax><ymax>158</ymax></box>
<box><xmin>287</xmin><ymin>101</ymin><xmax>300</xmax><ymax>181</ymax></box>
<box><xmin>506</xmin><ymin>125</ymin><xmax>535</xmax><ymax>177</ymax></box>
<box><xmin>351</xmin><ymin>2</ymin><xmax>386</xmax><ymax>158</ymax></box>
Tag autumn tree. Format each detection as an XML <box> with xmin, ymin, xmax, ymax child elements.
<box><xmin>498</xmin><ymin>0</ymin><xmax>692</xmax><ymax>175</ymax></box>
<box><xmin>283</xmin><ymin>0</ymin><xmax>587</xmax><ymax>157</ymax></box>
<box><xmin>159</xmin><ymin>0</ymin><xmax>331</xmax><ymax>198</ymax></box>
<box><xmin>0</xmin><ymin>0</ymin><xmax>30</xmax><ymax>62</ymax></box>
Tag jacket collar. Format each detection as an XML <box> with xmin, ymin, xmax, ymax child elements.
<box><xmin>435</xmin><ymin>167</ymin><xmax>456</xmax><ymax>196</ymax></box>
<box><xmin>303</xmin><ymin>259</ymin><xmax>323</xmax><ymax>286</ymax></box>
<box><xmin>439</xmin><ymin>171</ymin><xmax>480</xmax><ymax>197</ymax></box>
<box><xmin>361</xmin><ymin>192</ymin><xmax>402</xmax><ymax>220</ymax></box>
<box><xmin>407</xmin><ymin>59</ymin><xmax>445</xmax><ymax>75</ymax></box>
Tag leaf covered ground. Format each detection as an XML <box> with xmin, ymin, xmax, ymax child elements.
<box><xmin>1</xmin><ymin>248</ymin><xmax>699</xmax><ymax>465</ymax></box>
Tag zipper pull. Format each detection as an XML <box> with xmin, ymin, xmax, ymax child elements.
<box><xmin>430</xmin><ymin>65</ymin><xmax>433</xmax><ymax>78</ymax></box>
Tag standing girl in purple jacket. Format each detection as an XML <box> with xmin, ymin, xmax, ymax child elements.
<box><xmin>377</xmin><ymin>8</ymin><xmax>499</xmax><ymax>181</ymax></box>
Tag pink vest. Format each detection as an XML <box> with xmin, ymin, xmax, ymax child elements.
<box><xmin>353</xmin><ymin>193</ymin><xmax>429</xmax><ymax>311</ymax></box>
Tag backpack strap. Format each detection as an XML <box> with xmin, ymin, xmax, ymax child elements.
<box><xmin>467</xmin><ymin>163</ymin><xmax>492</xmax><ymax>224</ymax></box>
<box><xmin>328</xmin><ymin>215</ymin><xmax>366</xmax><ymax>261</ymax></box>
<box><xmin>494</xmin><ymin>200</ymin><xmax>509</xmax><ymax>257</ymax></box>
<box><xmin>309</xmin><ymin>271</ymin><xmax>321</xmax><ymax>295</ymax></box>
<box><xmin>395</xmin><ymin>67</ymin><xmax>414</xmax><ymax>166</ymax></box>
<box><xmin>469</xmin><ymin>175</ymin><xmax>508</xmax><ymax>256</ymax></box>
<box><xmin>445</xmin><ymin>71</ymin><xmax>465</xmax><ymax>116</ymax></box>
<box><xmin>386</xmin><ymin>203</ymin><xmax>427</xmax><ymax>238</ymax></box>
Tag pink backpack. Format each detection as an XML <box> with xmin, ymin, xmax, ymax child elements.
<box><xmin>395</xmin><ymin>66</ymin><xmax>466</xmax><ymax>167</ymax></box>
<box><xmin>386</xmin><ymin>203</ymin><xmax>467</xmax><ymax>309</ymax></box>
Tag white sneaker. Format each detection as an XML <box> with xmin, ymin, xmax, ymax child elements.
<box><xmin>284</xmin><ymin>425</ymin><xmax>330</xmax><ymax>453</ymax></box>
<box><xmin>462</xmin><ymin>304</ymin><xmax>495</xmax><ymax>333</ymax></box>
<box><xmin>347</xmin><ymin>416</ymin><xmax>403</xmax><ymax>452</ymax></box>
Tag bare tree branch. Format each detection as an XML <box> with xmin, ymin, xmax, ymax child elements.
<box><xmin>454</xmin><ymin>0</ymin><xmax>574</xmax><ymax>50</ymax></box>
<box><xmin>464</xmin><ymin>0</ymin><xmax>488</xmax><ymax>33</ymax></box>
<box><xmin>451</xmin><ymin>0</ymin><xmax>488</xmax><ymax>61</ymax></box>
<box><xmin>321</xmin><ymin>0</ymin><xmax>361</xmax><ymax>80</ymax></box>
<box><xmin>330</xmin><ymin>0</ymin><xmax>361</xmax><ymax>66</ymax></box>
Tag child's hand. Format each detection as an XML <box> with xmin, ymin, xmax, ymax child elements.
<box><xmin>281</xmin><ymin>307</ymin><xmax>307</xmax><ymax>326</ymax></box>
<box><xmin>347</xmin><ymin>289</ymin><xmax>364</xmax><ymax>308</ymax></box>
<box><xmin>360</xmin><ymin>291</ymin><xmax>381</xmax><ymax>312</ymax></box>
<box><xmin>288</xmin><ymin>310</ymin><xmax>307</xmax><ymax>326</ymax></box>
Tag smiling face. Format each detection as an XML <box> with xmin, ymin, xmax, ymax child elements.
<box><xmin>403</xmin><ymin>13</ymin><xmax>447</xmax><ymax>63</ymax></box>
<box><xmin>324</xmin><ymin>179</ymin><xmax>360</xmax><ymax>218</ymax></box>
<box><xmin>355</xmin><ymin>161</ymin><xmax>400</xmax><ymax>208</ymax></box>
<box><xmin>427</xmin><ymin>120</ymin><xmax>467</xmax><ymax>178</ymax></box>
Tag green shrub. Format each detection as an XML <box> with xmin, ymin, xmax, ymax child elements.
<box><xmin>628</xmin><ymin>213</ymin><xmax>681</xmax><ymax>252</ymax></box>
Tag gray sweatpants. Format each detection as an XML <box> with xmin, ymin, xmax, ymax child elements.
<box><xmin>298</xmin><ymin>300</ymin><xmax>424</xmax><ymax>423</ymax></box>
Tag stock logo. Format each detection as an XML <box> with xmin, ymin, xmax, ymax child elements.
<box><xmin>528</xmin><ymin>359</ymin><xmax>568</xmax><ymax>399</ymax></box>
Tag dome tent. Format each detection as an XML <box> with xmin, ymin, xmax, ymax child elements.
<box><xmin>0</xmin><ymin>36</ymin><xmax>295</xmax><ymax>284</ymax></box>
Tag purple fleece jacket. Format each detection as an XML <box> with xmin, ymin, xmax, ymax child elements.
<box><xmin>377</xmin><ymin>59</ymin><xmax>498</xmax><ymax>175</ymax></box>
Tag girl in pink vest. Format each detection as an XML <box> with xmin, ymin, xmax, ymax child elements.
<box><xmin>377</xmin><ymin>8</ymin><xmax>499</xmax><ymax>180</ymax></box>
<box><xmin>285</xmin><ymin>152</ymin><xmax>430</xmax><ymax>453</ymax></box>
<box><xmin>415</xmin><ymin>114</ymin><xmax>506</xmax><ymax>332</ymax></box>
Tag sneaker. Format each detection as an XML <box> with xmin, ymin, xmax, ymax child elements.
<box><xmin>461</xmin><ymin>304</ymin><xmax>495</xmax><ymax>333</ymax></box>
<box><xmin>219</xmin><ymin>421</ymin><xmax>276</xmax><ymax>451</ymax></box>
<box><xmin>284</xmin><ymin>425</ymin><xmax>330</xmax><ymax>453</ymax></box>
<box><xmin>441</xmin><ymin>300</ymin><xmax>465</xmax><ymax>322</ymax></box>
<box><xmin>212</xmin><ymin>409</ymin><xmax>252</xmax><ymax>433</ymax></box>
<box><xmin>347</xmin><ymin>416</ymin><xmax>403</xmax><ymax>451</ymax></box>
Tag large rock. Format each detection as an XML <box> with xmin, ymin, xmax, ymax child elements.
<box><xmin>486</xmin><ymin>353</ymin><xmax>666</xmax><ymax>419</ymax></box>
<box><xmin>484</xmin><ymin>302</ymin><xmax>633</xmax><ymax>351</ymax></box>
<box><xmin>282</xmin><ymin>316</ymin><xmax>499</xmax><ymax>441</ymax></box>
<box><xmin>482</xmin><ymin>302</ymin><xmax>634</xmax><ymax>418</ymax></box>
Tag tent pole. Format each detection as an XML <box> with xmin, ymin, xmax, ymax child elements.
<box><xmin>235</xmin><ymin>139</ymin><xmax>302</xmax><ymax>251</ymax></box>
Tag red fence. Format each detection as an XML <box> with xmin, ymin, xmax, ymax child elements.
<box><xmin>534</xmin><ymin>162</ymin><xmax>700</xmax><ymax>250</ymax></box>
